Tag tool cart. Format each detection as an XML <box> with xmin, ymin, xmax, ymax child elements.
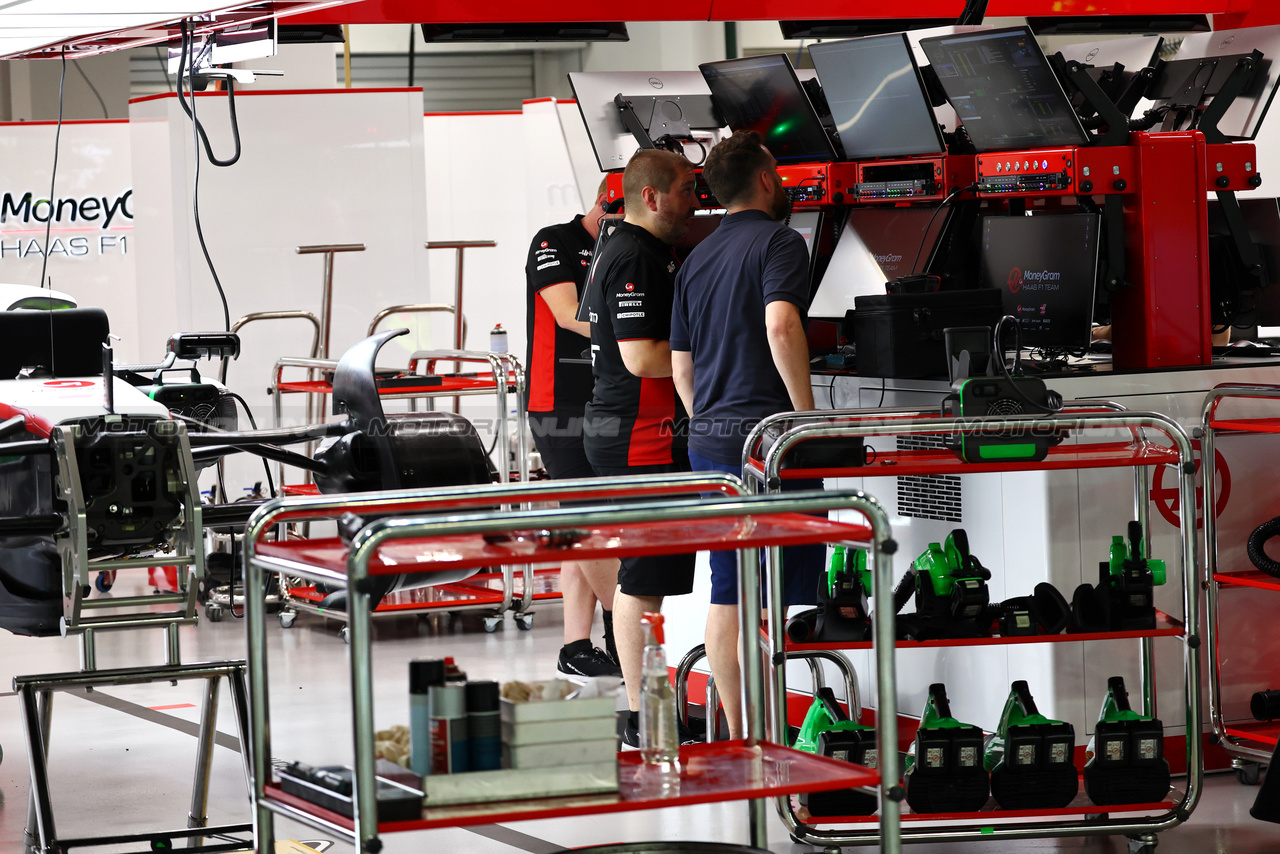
<box><xmin>241</xmin><ymin>472</ymin><xmax>904</xmax><ymax>853</ymax></box>
<box><xmin>740</xmin><ymin>404</ymin><xmax>1201</xmax><ymax>853</ymax></box>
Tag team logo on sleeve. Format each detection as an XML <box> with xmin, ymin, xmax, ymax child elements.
<box><xmin>541</xmin><ymin>241</ymin><xmax>549</xmax><ymax>248</ymax></box>
<box><xmin>625</xmin><ymin>283</ymin><xmax>635</xmax><ymax>291</ymax></box>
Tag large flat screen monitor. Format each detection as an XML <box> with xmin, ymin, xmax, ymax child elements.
<box><xmin>1150</xmin><ymin>25</ymin><xmax>1280</xmax><ymax>140</ymax></box>
<box><xmin>1207</xmin><ymin>197</ymin><xmax>1280</xmax><ymax>331</ymax></box>
<box><xmin>809</xmin><ymin>206</ymin><xmax>953</xmax><ymax>319</ymax></box>
<box><xmin>567</xmin><ymin>71</ymin><xmax>730</xmax><ymax>171</ymax></box>
<box><xmin>980</xmin><ymin>213</ymin><xmax>1100</xmax><ymax>350</ymax></box>
<box><xmin>920</xmin><ymin>26</ymin><xmax>1090</xmax><ymax>152</ymax></box>
<box><xmin>699</xmin><ymin>54</ymin><xmax>838</xmax><ymax>163</ymax></box>
<box><xmin>809</xmin><ymin>33</ymin><xmax>946</xmax><ymax>159</ymax></box>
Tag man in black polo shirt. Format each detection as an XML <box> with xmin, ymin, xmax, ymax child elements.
<box><xmin>525</xmin><ymin>178</ymin><xmax>623</xmax><ymax>680</ymax></box>
<box><xmin>582</xmin><ymin>149</ymin><xmax>698</xmax><ymax>746</ymax></box>
<box><xmin>671</xmin><ymin>130</ymin><xmax>822</xmax><ymax>740</ymax></box>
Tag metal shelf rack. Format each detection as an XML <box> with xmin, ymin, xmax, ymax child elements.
<box><xmin>241</xmin><ymin>473</ymin><xmax>903</xmax><ymax>854</ymax></box>
<box><xmin>741</xmin><ymin>405</ymin><xmax>1202</xmax><ymax>853</ymax></box>
<box><xmin>1201</xmin><ymin>383</ymin><xmax>1280</xmax><ymax>781</ymax></box>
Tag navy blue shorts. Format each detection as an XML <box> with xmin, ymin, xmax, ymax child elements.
<box><xmin>687</xmin><ymin>449</ymin><xmax>825</xmax><ymax>607</ymax></box>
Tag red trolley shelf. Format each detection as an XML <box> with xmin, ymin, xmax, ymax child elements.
<box><xmin>1223</xmin><ymin>722</ymin><xmax>1280</xmax><ymax>748</ymax></box>
<box><xmin>263</xmin><ymin>741</ymin><xmax>878</xmax><ymax>832</ymax></box>
<box><xmin>1213</xmin><ymin>570</ymin><xmax>1280</xmax><ymax>593</ymax></box>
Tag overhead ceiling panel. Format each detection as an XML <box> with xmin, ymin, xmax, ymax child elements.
<box><xmin>0</xmin><ymin>0</ymin><xmax>351</xmax><ymax>60</ymax></box>
<box><xmin>291</xmin><ymin>0</ymin><xmax>1241</xmax><ymax>23</ymax></box>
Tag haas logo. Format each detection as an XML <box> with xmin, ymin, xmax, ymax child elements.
<box><xmin>1007</xmin><ymin>267</ymin><xmax>1024</xmax><ymax>294</ymax></box>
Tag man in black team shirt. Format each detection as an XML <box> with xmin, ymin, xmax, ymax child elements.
<box><xmin>671</xmin><ymin>130</ymin><xmax>822</xmax><ymax>740</ymax></box>
<box><xmin>582</xmin><ymin>149</ymin><xmax>698</xmax><ymax>746</ymax></box>
<box><xmin>526</xmin><ymin>178</ymin><xmax>623</xmax><ymax>680</ymax></box>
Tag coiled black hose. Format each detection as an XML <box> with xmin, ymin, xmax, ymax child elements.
<box><xmin>1247</xmin><ymin>516</ymin><xmax>1280</xmax><ymax>577</ymax></box>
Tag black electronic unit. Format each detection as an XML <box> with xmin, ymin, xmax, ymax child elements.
<box><xmin>421</xmin><ymin>22</ymin><xmax>628</xmax><ymax>41</ymax></box>
<box><xmin>699</xmin><ymin>54</ymin><xmax>839</xmax><ymax>163</ymax></box>
<box><xmin>809</xmin><ymin>33</ymin><xmax>946</xmax><ymax>160</ymax></box>
<box><xmin>852</xmin><ymin>289</ymin><xmax>1003</xmax><ymax>379</ymax></box>
<box><xmin>944</xmin><ymin>376</ymin><xmax>1062</xmax><ymax>463</ymax></box>
<box><xmin>920</xmin><ymin>27</ymin><xmax>1091</xmax><ymax>152</ymax></box>
<box><xmin>980</xmin><ymin>213</ymin><xmax>1101</xmax><ymax>351</ymax></box>
<box><xmin>781</xmin><ymin>19</ymin><xmax>954</xmax><ymax>39</ymax></box>
<box><xmin>277</xmin><ymin>762</ymin><xmax>423</xmax><ymax>822</ymax></box>
<box><xmin>856</xmin><ymin>161</ymin><xmax>940</xmax><ymax>200</ymax></box>
<box><xmin>1027</xmin><ymin>15</ymin><xmax>1209</xmax><ymax>35</ymax></box>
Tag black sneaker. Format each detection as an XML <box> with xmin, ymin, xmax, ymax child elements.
<box><xmin>557</xmin><ymin>642</ymin><xmax>623</xmax><ymax>681</ymax></box>
<box><xmin>621</xmin><ymin>715</ymin><xmax>701</xmax><ymax>750</ymax></box>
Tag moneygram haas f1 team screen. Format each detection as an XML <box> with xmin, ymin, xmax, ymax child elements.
<box><xmin>980</xmin><ymin>212</ymin><xmax>1100</xmax><ymax>350</ymax></box>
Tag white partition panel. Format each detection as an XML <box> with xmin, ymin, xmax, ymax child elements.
<box><xmin>0</xmin><ymin>119</ymin><xmax>138</xmax><ymax>360</ymax></box>
<box><xmin>131</xmin><ymin>88</ymin><xmax>429</xmax><ymax>492</ymax></box>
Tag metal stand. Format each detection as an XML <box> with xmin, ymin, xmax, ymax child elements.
<box><xmin>16</xmin><ymin>662</ymin><xmax>253</xmax><ymax>854</ymax></box>
<box><xmin>295</xmin><ymin>243</ymin><xmax>367</xmax><ymax>360</ymax></box>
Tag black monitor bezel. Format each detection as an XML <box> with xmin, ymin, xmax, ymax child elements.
<box><xmin>809</xmin><ymin>32</ymin><xmax>947</xmax><ymax>160</ymax></box>
<box><xmin>919</xmin><ymin>25</ymin><xmax>1091</xmax><ymax>153</ymax></box>
<box><xmin>698</xmin><ymin>53</ymin><xmax>839</xmax><ymax>164</ymax></box>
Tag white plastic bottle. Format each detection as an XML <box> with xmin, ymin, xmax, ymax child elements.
<box><xmin>489</xmin><ymin>324</ymin><xmax>508</xmax><ymax>353</ymax></box>
<box><xmin>639</xmin><ymin>612</ymin><xmax>679</xmax><ymax>766</ymax></box>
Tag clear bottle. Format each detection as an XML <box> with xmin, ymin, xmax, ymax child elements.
<box><xmin>639</xmin><ymin>612</ymin><xmax>679</xmax><ymax>766</ymax></box>
<box><xmin>489</xmin><ymin>324</ymin><xmax>508</xmax><ymax>353</ymax></box>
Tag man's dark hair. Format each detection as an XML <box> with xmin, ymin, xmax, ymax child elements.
<box><xmin>702</xmin><ymin>130</ymin><xmax>774</xmax><ymax>208</ymax></box>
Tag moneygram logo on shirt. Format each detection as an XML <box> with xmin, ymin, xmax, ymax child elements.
<box><xmin>1008</xmin><ymin>266</ymin><xmax>1061</xmax><ymax>294</ymax></box>
<box><xmin>1</xmin><ymin>190</ymin><xmax>132</xmax><ymax>229</ymax></box>
<box><xmin>625</xmin><ymin>282</ymin><xmax>635</xmax><ymax>291</ymax></box>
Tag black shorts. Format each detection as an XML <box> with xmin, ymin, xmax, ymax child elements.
<box><xmin>530</xmin><ymin>412</ymin><xmax>594</xmax><ymax>481</ymax></box>
<box><xmin>591</xmin><ymin>455</ymin><xmax>696</xmax><ymax>599</ymax></box>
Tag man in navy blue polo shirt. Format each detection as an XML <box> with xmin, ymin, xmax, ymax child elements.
<box><xmin>671</xmin><ymin>130</ymin><xmax>822</xmax><ymax>740</ymax></box>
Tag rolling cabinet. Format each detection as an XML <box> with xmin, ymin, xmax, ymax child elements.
<box><xmin>741</xmin><ymin>405</ymin><xmax>1201</xmax><ymax>853</ymax></box>
<box><xmin>1200</xmin><ymin>384</ymin><xmax>1280</xmax><ymax>782</ymax></box>
<box><xmin>241</xmin><ymin>473</ymin><xmax>905</xmax><ymax>854</ymax></box>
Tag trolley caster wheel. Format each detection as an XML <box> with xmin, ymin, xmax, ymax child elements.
<box><xmin>483</xmin><ymin>616</ymin><xmax>502</xmax><ymax>633</ymax></box>
<box><xmin>95</xmin><ymin>572</ymin><xmax>115</xmax><ymax>593</ymax></box>
<box><xmin>1237</xmin><ymin>763</ymin><xmax>1262</xmax><ymax>786</ymax></box>
<box><xmin>205</xmin><ymin>604</ymin><xmax>224</xmax><ymax>623</ymax></box>
<box><xmin>515</xmin><ymin>613</ymin><xmax>534</xmax><ymax>631</ymax></box>
<box><xmin>339</xmin><ymin>626</ymin><xmax>350</xmax><ymax>644</ymax></box>
<box><xmin>1126</xmin><ymin>833</ymin><xmax>1158</xmax><ymax>854</ymax></box>
<box><xmin>278</xmin><ymin>611</ymin><xmax>297</xmax><ymax>629</ymax></box>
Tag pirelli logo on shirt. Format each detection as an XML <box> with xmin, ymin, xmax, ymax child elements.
<box><xmin>618</xmin><ymin>300</ymin><xmax>642</xmax><ymax>307</ymax></box>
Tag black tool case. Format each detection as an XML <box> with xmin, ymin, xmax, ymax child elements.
<box><xmin>851</xmin><ymin>290</ymin><xmax>1003</xmax><ymax>379</ymax></box>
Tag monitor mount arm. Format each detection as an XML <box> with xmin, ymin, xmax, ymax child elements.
<box><xmin>1158</xmin><ymin>49</ymin><xmax>1261</xmax><ymax>143</ymax></box>
<box><xmin>615</xmin><ymin>93</ymin><xmax>659</xmax><ymax>151</ymax></box>
<box><xmin>956</xmin><ymin>0</ymin><xmax>989</xmax><ymax>25</ymax></box>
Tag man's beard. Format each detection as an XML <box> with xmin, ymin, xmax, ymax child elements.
<box><xmin>770</xmin><ymin>184</ymin><xmax>792</xmax><ymax>221</ymax></box>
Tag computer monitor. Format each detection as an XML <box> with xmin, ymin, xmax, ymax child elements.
<box><xmin>1206</xmin><ymin>197</ymin><xmax>1280</xmax><ymax>331</ymax></box>
<box><xmin>1149</xmin><ymin>25</ymin><xmax>1280</xmax><ymax>140</ymax></box>
<box><xmin>809</xmin><ymin>33</ymin><xmax>946</xmax><ymax>159</ymax></box>
<box><xmin>808</xmin><ymin>206</ymin><xmax>953</xmax><ymax>319</ymax></box>
<box><xmin>567</xmin><ymin>71</ymin><xmax>731</xmax><ymax>171</ymax></box>
<box><xmin>980</xmin><ymin>213</ymin><xmax>1100</xmax><ymax>350</ymax></box>
<box><xmin>699</xmin><ymin>54</ymin><xmax>838</xmax><ymax>163</ymax></box>
<box><xmin>919</xmin><ymin>26</ymin><xmax>1091</xmax><ymax>152</ymax></box>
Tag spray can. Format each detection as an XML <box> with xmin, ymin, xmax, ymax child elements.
<box><xmin>639</xmin><ymin>612</ymin><xmax>679</xmax><ymax>766</ymax></box>
<box><xmin>430</xmin><ymin>679</ymin><xmax>470</xmax><ymax>774</ymax></box>
<box><xmin>466</xmin><ymin>681</ymin><xmax>502</xmax><ymax>771</ymax></box>
<box><xmin>489</xmin><ymin>324</ymin><xmax>508</xmax><ymax>353</ymax></box>
<box><xmin>409</xmin><ymin>659</ymin><xmax>446</xmax><ymax>777</ymax></box>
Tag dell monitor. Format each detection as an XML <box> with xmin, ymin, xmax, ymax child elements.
<box><xmin>1148</xmin><ymin>26</ymin><xmax>1280</xmax><ymax>140</ymax></box>
<box><xmin>699</xmin><ymin>54</ymin><xmax>838</xmax><ymax>163</ymax></box>
<box><xmin>809</xmin><ymin>33</ymin><xmax>946</xmax><ymax>159</ymax></box>
<box><xmin>920</xmin><ymin>26</ymin><xmax>1090</xmax><ymax>152</ymax></box>
<box><xmin>980</xmin><ymin>213</ymin><xmax>1100</xmax><ymax>351</ymax></box>
<box><xmin>809</xmin><ymin>206</ymin><xmax>954</xmax><ymax>320</ymax></box>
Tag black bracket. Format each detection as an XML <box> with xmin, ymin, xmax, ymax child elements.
<box><xmin>614</xmin><ymin>94</ymin><xmax>658</xmax><ymax>151</ymax></box>
<box><xmin>1214</xmin><ymin>189</ymin><xmax>1266</xmax><ymax>286</ymax></box>
<box><xmin>1102</xmin><ymin>194</ymin><xmax>1129</xmax><ymax>292</ymax></box>
<box><xmin>1059</xmin><ymin>56</ymin><xmax>1131</xmax><ymax>148</ymax></box>
<box><xmin>1197</xmin><ymin>50</ymin><xmax>1262</xmax><ymax>144</ymax></box>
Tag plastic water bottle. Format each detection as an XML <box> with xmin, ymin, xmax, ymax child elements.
<box><xmin>489</xmin><ymin>324</ymin><xmax>508</xmax><ymax>353</ymax></box>
<box><xmin>639</xmin><ymin>612</ymin><xmax>679</xmax><ymax>766</ymax></box>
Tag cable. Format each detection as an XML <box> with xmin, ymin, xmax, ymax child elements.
<box><xmin>179</xmin><ymin>21</ymin><xmax>232</xmax><ymax>332</ymax></box>
<box><xmin>175</xmin><ymin>22</ymin><xmax>242</xmax><ymax>167</ymax></box>
<box><xmin>910</xmin><ymin>183</ymin><xmax>976</xmax><ymax>274</ymax></box>
<box><xmin>226</xmin><ymin>390</ymin><xmax>277</xmax><ymax>498</ymax></box>
<box><xmin>876</xmin><ymin>377</ymin><xmax>887</xmax><ymax>408</ymax></box>
<box><xmin>38</xmin><ymin>48</ymin><xmax>67</xmax><ymax>294</ymax></box>
<box><xmin>992</xmin><ymin>315</ymin><xmax>1064</xmax><ymax>414</ymax></box>
<box><xmin>72</xmin><ymin>59</ymin><xmax>108</xmax><ymax>119</ymax></box>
